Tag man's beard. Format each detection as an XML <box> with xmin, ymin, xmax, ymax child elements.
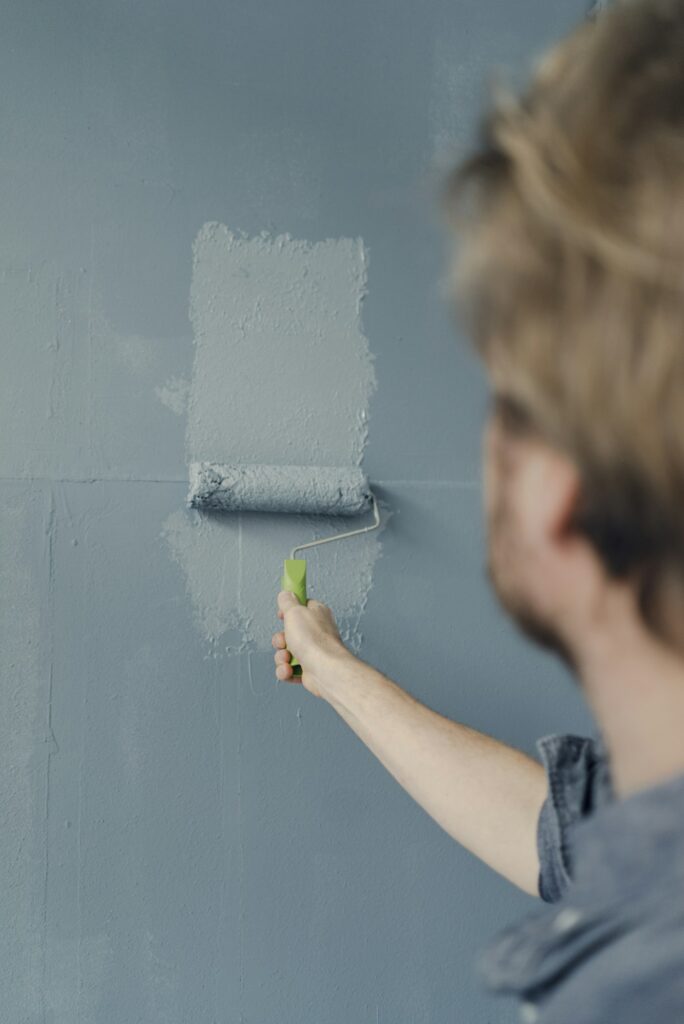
<box><xmin>485</xmin><ymin>510</ymin><xmax>579</xmax><ymax>675</ymax></box>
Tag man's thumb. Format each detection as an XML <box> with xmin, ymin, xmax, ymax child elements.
<box><xmin>277</xmin><ymin>590</ymin><xmax>301</xmax><ymax>614</ymax></box>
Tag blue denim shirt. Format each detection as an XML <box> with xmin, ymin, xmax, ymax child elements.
<box><xmin>477</xmin><ymin>733</ymin><xmax>684</xmax><ymax>1023</ymax></box>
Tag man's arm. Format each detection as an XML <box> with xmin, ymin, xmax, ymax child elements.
<box><xmin>314</xmin><ymin>645</ymin><xmax>547</xmax><ymax>897</ymax></box>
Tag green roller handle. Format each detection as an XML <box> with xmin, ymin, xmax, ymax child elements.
<box><xmin>281</xmin><ymin>558</ymin><xmax>307</xmax><ymax>677</ymax></box>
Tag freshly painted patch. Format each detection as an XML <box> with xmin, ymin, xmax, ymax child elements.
<box><xmin>163</xmin><ymin>223</ymin><xmax>381</xmax><ymax>653</ymax></box>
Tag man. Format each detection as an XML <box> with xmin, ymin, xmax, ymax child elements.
<box><xmin>272</xmin><ymin>1</ymin><xmax>684</xmax><ymax>1020</ymax></box>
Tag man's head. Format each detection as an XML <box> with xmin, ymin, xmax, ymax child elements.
<box><xmin>445</xmin><ymin>0</ymin><xmax>684</xmax><ymax>666</ymax></box>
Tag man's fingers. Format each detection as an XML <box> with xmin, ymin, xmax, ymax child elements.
<box><xmin>274</xmin><ymin>648</ymin><xmax>291</xmax><ymax>665</ymax></box>
<box><xmin>271</xmin><ymin>631</ymin><xmax>286</xmax><ymax>649</ymax></box>
<box><xmin>275</xmin><ymin>662</ymin><xmax>295</xmax><ymax>681</ymax></box>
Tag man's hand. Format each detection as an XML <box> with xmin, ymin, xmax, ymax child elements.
<box><xmin>271</xmin><ymin>590</ymin><xmax>345</xmax><ymax>698</ymax></box>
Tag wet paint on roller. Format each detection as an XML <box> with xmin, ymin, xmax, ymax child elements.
<box><xmin>164</xmin><ymin>223</ymin><xmax>382</xmax><ymax>652</ymax></box>
<box><xmin>187</xmin><ymin>462</ymin><xmax>371</xmax><ymax>515</ymax></box>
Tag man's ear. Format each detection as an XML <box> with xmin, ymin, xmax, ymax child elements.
<box><xmin>519</xmin><ymin>440</ymin><xmax>582</xmax><ymax>544</ymax></box>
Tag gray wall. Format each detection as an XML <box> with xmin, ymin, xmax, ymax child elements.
<box><xmin>0</xmin><ymin>2</ymin><xmax>596</xmax><ymax>1021</ymax></box>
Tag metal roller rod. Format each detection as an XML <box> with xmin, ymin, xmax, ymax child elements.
<box><xmin>290</xmin><ymin>493</ymin><xmax>381</xmax><ymax>559</ymax></box>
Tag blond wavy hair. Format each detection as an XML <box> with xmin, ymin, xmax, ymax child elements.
<box><xmin>445</xmin><ymin>0</ymin><xmax>684</xmax><ymax>649</ymax></box>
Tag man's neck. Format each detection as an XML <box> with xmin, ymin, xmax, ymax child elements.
<box><xmin>575</xmin><ymin>600</ymin><xmax>684</xmax><ymax>799</ymax></box>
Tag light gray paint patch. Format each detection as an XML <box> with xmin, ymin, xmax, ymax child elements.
<box><xmin>164</xmin><ymin>223</ymin><xmax>382</xmax><ymax>652</ymax></box>
<box><xmin>162</xmin><ymin>507</ymin><xmax>241</xmax><ymax>646</ymax></box>
<box><xmin>185</xmin><ymin>223</ymin><xmax>376</xmax><ymax>466</ymax></box>
<box><xmin>164</xmin><ymin>504</ymin><xmax>383</xmax><ymax>654</ymax></box>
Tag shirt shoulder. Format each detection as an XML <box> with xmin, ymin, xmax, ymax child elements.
<box><xmin>585</xmin><ymin>916</ymin><xmax>684</xmax><ymax>1023</ymax></box>
<box><xmin>535</xmin><ymin>732</ymin><xmax>613</xmax><ymax>903</ymax></box>
<box><xmin>543</xmin><ymin>891</ymin><xmax>684</xmax><ymax>1023</ymax></box>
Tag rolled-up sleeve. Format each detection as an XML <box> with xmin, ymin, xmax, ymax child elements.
<box><xmin>536</xmin><ymin>733</ymin><xmax>613</xmax><ymax>903</ymax></box>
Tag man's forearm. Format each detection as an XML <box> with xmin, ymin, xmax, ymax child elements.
<box><xmin>314</xmin><ymin>646</ymin><xmax>547</xmax><ymax>897</ymax></box>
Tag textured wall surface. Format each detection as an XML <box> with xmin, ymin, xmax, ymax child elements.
<box><xmin>1</xmin><ymin>2</ymin><xmax>594</xmax><ymax>1021</ymax></box>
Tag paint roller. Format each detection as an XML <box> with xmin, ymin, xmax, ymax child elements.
<box><xmin>187</xmin><ymin>462</ymin><xmax>380</xmax><ymax>675</ymax></box>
